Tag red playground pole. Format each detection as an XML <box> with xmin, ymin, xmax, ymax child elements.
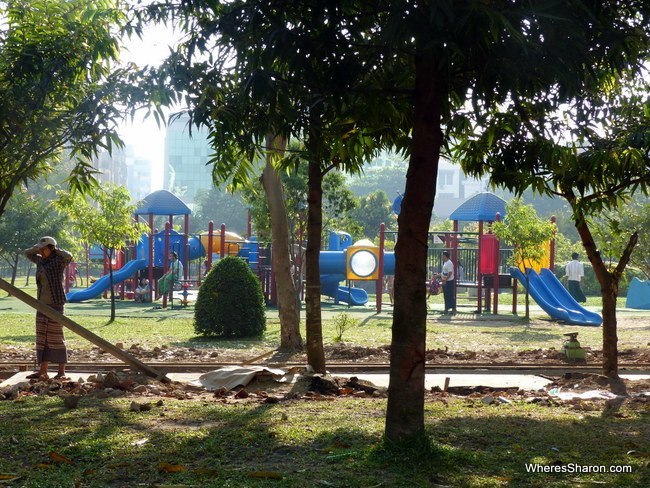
<box><xmin>162</xmin><ymin>222</ymin><xmax>170</xmax><ymax>308</ymax></box>
<box><xmin>477</xmin><ymin>220</ymin><xmax>483</xmax><ymax>314</ymax></box>
<box><xmin>148</xmin><ymin>213</ymin><xmax>154</xmax><ymax>302</ymax></box>
<box><xmin>207</xmin><ymin>221</ymin><xmax>214</xmax><ymax>268</ymax></box>
<box><xmin>493</xmin><ymin>213</ymin><xmax>501</xmax><ymax>315</ymax></box>
<box><xmin>184</xmin><ymin>214</ymin><xmax>190</xmax><ymax>280</ymax></box>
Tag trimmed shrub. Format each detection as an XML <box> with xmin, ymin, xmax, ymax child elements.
<box><xmin>194</xmin><ymin>256</ymin><xmax>266</xmax><ymax>338</ymax></box>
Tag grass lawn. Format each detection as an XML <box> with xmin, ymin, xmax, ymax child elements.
<box><xmin>1</xmin><ymin>286</ymin><xmax>649</xmax><ymax>356</ymax></box>
<box><xmin>0</xmin><ymin>395</ymin><xmax>647</xmax><ymax>487</ymax></box>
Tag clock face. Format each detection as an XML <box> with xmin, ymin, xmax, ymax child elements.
<box><xmin>349</xmin><ymin>249</ymin><xmax>378</xmax><ymax>278</ymax></box>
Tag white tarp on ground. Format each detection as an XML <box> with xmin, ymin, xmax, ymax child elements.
<box><xmin>192</xmin><ymin>365</ymin><xmax>288</xmax><ymax>391</ymax></box>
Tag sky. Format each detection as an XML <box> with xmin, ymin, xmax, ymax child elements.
<box><xmin>117</xmin><ymin>22</ymin><xmax>180</xmax><ymax>190</ymax></box>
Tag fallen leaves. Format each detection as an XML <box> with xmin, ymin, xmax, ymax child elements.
<box><xmin>0</xmin><ymin>475</ymin><xmax>21</xmax><ymax>484</ymax></box>
<box><xmin>158</xmin><ymin>462</ymin><xmax>187</xmax><ymax>473</ymax></box>
<box><xmin>49</xmin><ymin>451</ymin><xmax>74</xmax><ymax>465</ymax></box>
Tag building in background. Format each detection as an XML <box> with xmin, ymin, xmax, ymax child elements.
<box><xmin>93</xmin><ymin>146</ymin><xmax>153</xmax><ymax>202</ymax></box>
<box><xmin>93</xmin><ymin>147</ymin><xmax>128</xmax><ymax>188</ymax></box>
<box><xmin>126</xmin><ymin>154</ymin><xmax>153</xmax><ymax>202</ymax></box>
<box><xmin>163</xmin><ymin>115</ymin><xmax>214</xmax><ymax>204</ymax></box>
<box><xmin>355</xmin><ymin>152</ymin><xmax>490</xmax><ymax>219</ymax></box>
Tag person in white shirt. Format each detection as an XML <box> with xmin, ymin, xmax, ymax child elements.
<box><xmin>134</xmin><ymin>278</ymin><xmax>150</xmax><ymax>303</ymax></box>
<box><xmin>439</xmin><ymin>251</ymin><xmax>456</xmax><ymax>314</ymax></box>
<box><xmin>565</xmin><ymin>252</ymin><xmax>586</xmax><ymax>303</ymax></box>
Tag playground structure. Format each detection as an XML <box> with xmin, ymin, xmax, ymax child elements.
<box><xmin>67</xmin><ymin>190</ymin><xmax>258</xmax><ymax>306</ymax></box>
<box><xmin>65</xmin><ymin>189</ymin><xmax>602</xmax><ymax>325</ymax></box>
<box><xmin>320</xmin><ymin>231</ymin><xmax>395</xmax><ymax>306</ymax></box>
<box><xmin>66</xmin><ymin>190</ymin><xmax>397</xmax><ymax>308</ymax></box>
<box><xmin>411</xmin><ymin>192</ymin><xmax>602</xmax><ymax>326</ymax></box>
<box><xmin>626</xmin><ymin>277</ymin><xmax>650</xmax><ymax>309</ymax></box>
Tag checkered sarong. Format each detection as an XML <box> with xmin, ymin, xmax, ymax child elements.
<box><xmin>35</xmin><ymin>304</ymin><xmax>68</xmax><ymax>364</ymax></box>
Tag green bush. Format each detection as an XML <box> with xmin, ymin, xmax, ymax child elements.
<box><xmin>194</xmin><ymin>257</ymin><xmax>266</xmax><ymax>338</ymax></box>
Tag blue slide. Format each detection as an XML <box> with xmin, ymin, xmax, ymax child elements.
<box><xmin>67</xmin><ymin>259</ymin><xmax>148</xmax><ymax>302</ymax></box>
<box><xmin>321</xmin><ymin>274</ymin><xmax>369</xmax><ymax>306</ymax></box>
<box><xmin>510</xmin><ymin>267</ymin><xmax>602</xmax><ymax>326</ymax></box>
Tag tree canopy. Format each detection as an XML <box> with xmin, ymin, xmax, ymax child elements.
<box><xmin>493</xmin><ymin>199</ymin><xmax>556</xmax><ymax>319</ymax></box>
<box><xmin>0</xmin><ymin>0</ymin><xmax>137</xmax><ymax>219</ymax></box>
<box><xmin>56</xmin><ymin>185</ymin><xmax>147</xmax><ymax>321</ymax></box>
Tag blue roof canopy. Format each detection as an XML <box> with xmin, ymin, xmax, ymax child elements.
<box><xmin>134</xmin><ymin>190</ymin><xmax>191</xmax><ymax>216</ymax></box>
<box><xmin>449</xmin><ymin>192</ymin><xmax>506</xmax><ymax>222</ymax></box>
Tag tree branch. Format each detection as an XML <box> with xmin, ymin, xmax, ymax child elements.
<box><xmin>614</xmin><ymin>231</ymin><xmax>639</xmax><ymax>279</ymax></box>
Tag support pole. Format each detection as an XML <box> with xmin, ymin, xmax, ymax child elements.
<box><xmin>220</xmin><ymin>223</ymin><xmax>226</xmax><ymax>258</ymax></box>
<box><xmin>133</xmin><ymin>215</ymin><xmax>140</xmax><ymax>294</ymax></box>
<box><xmin>493</xmin><ymin>214</ymin><xmax>501</xmax><ymax>315</ymax></box>
<box><xmin>0</xmin><ymin>278</ymin><xmax>168</xmax><ymax>382</ymax></box>
<box><xmin>549</xmin><ymin>215</ymin><xmax>557</xmax><ymax>272</ymax></box>
<box><xmin>184</xmin><ymin>214</ymin><xmax>190</xmax><ymax>280</ymax></box>
<box><xmin>452</xmin><ymin>220</ymin><xmax>459</xmax><ymax>311</ymax></box>
<box><xmin>377</xmin><ymin>223</ymin><xmax>386</xmax><ymax>313</ymax></box>
<box><xmin>162</xmin><ymin>222</ymin><xmax>170</xmax><ymax>308</ymax></box>
<box><xmin>207</xmin><ymin>221</ymin><xmax>214</xmax><ymax>268</ymax></box>
<box><xmin>477</xmin><ymin>221</ymin><xmax>483</xmax><ymax>314</ymax></box>
<box><xmin>148</xmin><ymin>213</ymin><xmax>154</xmax><ymax>302</ymax></box>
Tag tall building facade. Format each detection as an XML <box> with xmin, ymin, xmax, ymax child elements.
<box><xmin>93</xmin><ymin>147</ymin><xmax>128</xmax><ymax>188</ymax></box>
<box><xmin>93</xmin><ymin>146</ymin><xmax>152</xmax><ymax>202</ymax></box>
<box><xmin>163</xmin><ymin>115</ymin><xmax>214</xmax><ymax>204</ymax></box>
<box><xmin>126</xmin><ymin>155</ymin><xmax>153</xmax><ymax>202</ymax></box>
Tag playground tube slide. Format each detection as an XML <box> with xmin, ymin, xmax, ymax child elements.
<box><xmin>321</xmin><ymin>274</ymin><xmax>368</xmax><ymax>306</ymax></box>
<box><xmin>318</xmin><ymin>250</ymin><xmax>394</xmax><ymax>306</ymax></box>
<box><xmin>67</xmin><ymin>259</ymin><xmax>148</xmax><ymax>302</ymax></box>
<box><xmin>510</xmin><ymin>267</ymin><xmax>601</xmax><ymax>326</ymax></box>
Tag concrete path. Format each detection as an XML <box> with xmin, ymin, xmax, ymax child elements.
<box><xmin>5</xmin><ymin>369</ymin><xmax>647</xmax><ymax>391</ymax></box>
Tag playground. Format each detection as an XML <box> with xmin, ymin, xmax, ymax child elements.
<box><xmin>1</xmin><ymin>191</ymin><xmax>649</xmax><ymax>487</ymax></box>
<box><xmin>4</xmin><ymin>189</ymin><xmax>650</xmax><ymax>371</ymax></box>
<box><xmin>1</xmin><ymin>287</ymin><xmax>650</xmax><ymax>367</ymax></box>
<box><xmin>58</xmin><ymin>190</ymin><xmax>645</xmax><ymax>329</ymax></box>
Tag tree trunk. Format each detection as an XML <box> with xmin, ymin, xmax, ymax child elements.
<box><xmin>572</xmin><ymin>209</ymin><xmax>637</xmax><ymax>378</ymax></box>
<box><xmin>10</xmin><ymin>253</ymin><xmax>18</xmax><ymax>286</ymax></box>
<box><xmin>25</xmin><ymin>262</ymin><xmax>33</xmax><ymax>286</ymax></box>
<box><xmin>305</xmin><ymin>158</ymin><xmax>326</xmax><ymax>373</ymax></box>
<box><xmin>385</xmin><ymin>53</ymin><xmax>444</xmax><ymax>444</ymax></box>
<box><xmin>108</xmin><ymin>250</ymin><xmax>116</xmax><ymax>323</ymax></box>
<box><xmin>524</xmin><ymin>279</ymin><xmax>530</xmax><ymax>321</ymax></box>
<box><xmin>262</xmin><ymin>134</ymin><xmax>303</xmax><ymax>352</ymax></box>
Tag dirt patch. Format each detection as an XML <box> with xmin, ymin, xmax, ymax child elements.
<box><xmin>322</xmin><ymin>344</ymin><xmax>390</xmax><ymax>361</ymax></box>
<box><xmin>2</xmin><ymin>342</ymin><xmax>650</xmax><ymax>368</ymax></box>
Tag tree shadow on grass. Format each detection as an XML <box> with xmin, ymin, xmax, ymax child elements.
<box><xmin>486</xmin><ymin>328</ymin><xmax>564</xmax><ymax>344</ymax></box>
<box><xmin>2</xmin><ymin>397</ymin><xmax>648</xmax><ymax>487</ymax></box>
<box><xmin>0</xmin><ymin>334</ymin><xmax>36</xmax><ymax>343</ymax></box>
<box><xmin>429</xmin><ymin>408</ymin><xmax>649</xmax><ymax>487</ymax></box>
<box><xmin>168</xmin><ymin>335</ymin><xmax>277</xmax><ymax>351</ymax></box>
